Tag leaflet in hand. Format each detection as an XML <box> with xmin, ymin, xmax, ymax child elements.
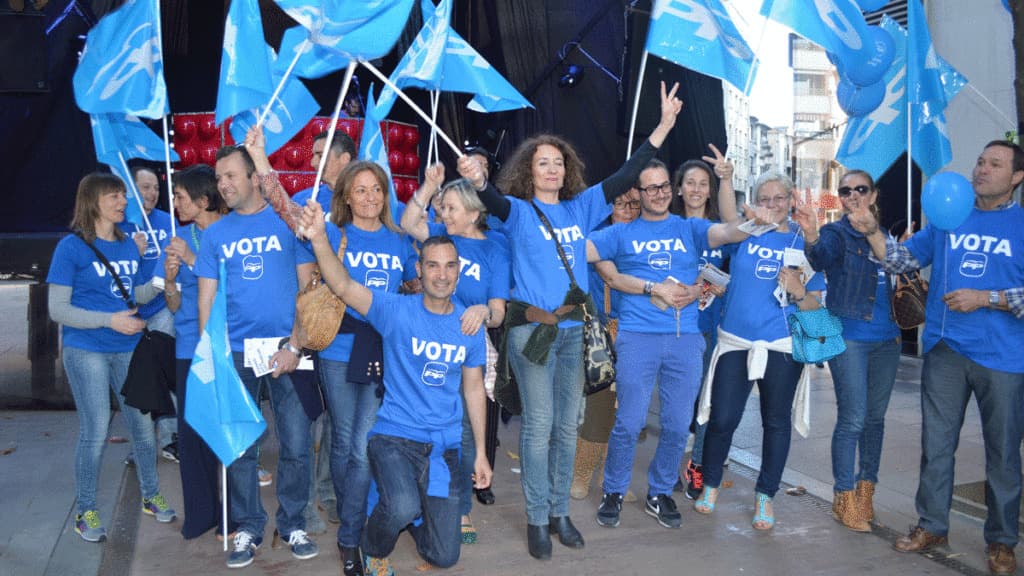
<box><xmin>243</xmin><ymin>337</ymin><xmax>314</xmax><ymax>377</ymax></box>
<box><xmin>738</xmin><ymin>219</ymin><xmax>778</xmax><ymax>237</ymax></box>
<box><xmin>696</xmin><ymin>263</ymin><xmax>730</xmax><ymax>311</ymax></box>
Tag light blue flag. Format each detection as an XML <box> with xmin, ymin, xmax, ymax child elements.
<box><xmin>276</xmin><ymin>25</ymin><xmax>350</xmax><ymax>80</ymax></box>
<box><xmin>215</xmin><ymin>0</ymin><xmax>273</xmax><ymax>126</ymax></box>
<box><xmin>645</xmin><ymin>0</ymin><xmax>758</xmax><ymax>95</ymax></box>
<box><xmin>760</xmin><ymin>0</ymin><xmax>871</xmax><ymax>68</ymax></box>
<box><xmin>185</xmin><ymin>260</ymin><xmax>266</xmax><ymax>467</ymax></box>
<box><xmin>73</xmin><ymin>0</ymin><xmax>168</xmax><ymax>119</ymax></box>
<box><xmin>906</xmin><ymin>0</ymin><xmax>967</xmax><ymax>123</ymax></box>
<box><xmin>275</xmin><ymin>0</ymin><xmax>414</xmax><ymax>61</ymax></box>
<box><xmin>231</xmin><ymin>45</ymin><xmax>320</xmax><ymax>155</ymax></box>
<box><xmin>359</xmin><ymin>87</ymin><xmax>402</xmax><ymax>218</ymax></box>
<box><xmin>836</xmin><ymin>16</ymin><xmax>952</xmax><ymax>179</ymax></box>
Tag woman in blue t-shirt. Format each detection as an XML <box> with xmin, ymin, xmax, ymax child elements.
<box><xmin>457</xmin><ymin>82</ymin><xmax>683</xmax><ymax>560</ymax></box>
<box><xmin>47</xmin><ymin>173</ymin><xmax>175</xmax><ymax>543</ymax></box>
<box><xmin>156</xmin><ymin>165</ymin><xmax>229</xmax><ymax>539</ymax></box>
<box><xmin>694</xmin><ymin>172</ymin><xmax>825</xmax><ymax>531</ymax></box>
<box><xmin>401</xmin><ymin>167</ymin><xmax>511</xmax><ymax>545</ymax></box>
<box><xmin>794</xmin><ymin>170</ymin><xmax>900</xmax><ymax>532</ymax></box>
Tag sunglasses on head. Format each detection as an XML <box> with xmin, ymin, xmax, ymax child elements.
<box><xmin>837</xmin><ymin>185</ymin><xmax>871</xmax><ymax>197</ymax></box>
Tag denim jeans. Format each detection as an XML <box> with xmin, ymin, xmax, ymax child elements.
<box><xmin>361</xmin><ymin>435</ymin><xmax>461</xmax><ymax>568</ymax></box>
<box><xmin>916</xmin><ymin>341</ymin><xmax>1024</xmax><ymax>545</ymax></box>
<box><xmin>458</xmin><ymin>406</ymin><xmax>475</xmax><ymax>517</ymax></box>
<box><xmin>227</xmin><ymin>352</ymin><xmax>312</xmax><ymax>538</ymax></box>
<box><xmin>63</xmin><ymin>346</ymin><xmax>159</xmax><ymax>513</ymax></box>
<box><xmin>320</xmin><ymin>358</ymin><xmax>381</xmax><ymax>547</ymax></box>
<box><xmin>603</xmin><ymin>331</ymin><xmax>704</xmax><ymax>496</ymax></box>
<box><xmin>829</xmin><ymin>337</ymin><xmax>900</xmax><ymax>492</ymax></box>
<box><xmin>507</xmin><ymin>324</ymin><xmax>584</xmax><ymax>525</ymax></box>
<box><xmin>702</xmin><ymin>350</ymin><xmax>803</xmax><ymax>497</ymax></box>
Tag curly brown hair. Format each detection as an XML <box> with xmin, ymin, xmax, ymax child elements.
<box><xmin>495</xmin><ymin>134</ymin><xmax>588</xmax><ymax>201</ymax></box>
<box><xmin>330</xmin><ymin>160</ymin><xmax>401</xmax><ymax>232</ymax></box>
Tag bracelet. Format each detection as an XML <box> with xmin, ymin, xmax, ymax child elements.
<box><xmin>281</xmin><ymin>341</ymin><xmax>301</xmax><ymax>356</ymax></box>
<box><xmin>411</xmin><ymin>193</ymin><xmax>427</xmax><ymax>211</ymax></box>
<box><xmin>792</xmin><ymin>291</ymin><xmax>807</xmax><ymax>303</ymax></box>
<box><xmin>643</xmin><ymin>280</ymin><xmax>654</xmax><ymax>296</ymax></box>
<box><xmin>164</xmin><ymin>287</ymin><xmax>179</xmax><ymax>297</ymax></box>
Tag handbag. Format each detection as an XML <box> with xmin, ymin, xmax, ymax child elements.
<box><xmin>787</xmin><ymin>306</ymin><xmax>847</xmax><ymax>364</ymax></box>
<box><xmin>296</xmin><ymin>230</ymin><xmax>347</xmax><ymax>351</ymax></box>
<box><xmin>892</xmin><ymin>271</ymin><xmax>928</xmax><ymax>329</ymax></box>
<box><xmin>529</xmin><ymin>202</ymin><xmax>616</xmax><ymax>395</ymax></box>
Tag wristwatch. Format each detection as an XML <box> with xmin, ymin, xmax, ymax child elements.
<box><xmin>989</xmin><ymin>290</ymin><xmax>1000</xmax><ymax>308</ymax></box>
<box><xmin>280</xmin><ymin>340</ymin><xmax>302</xmax><ymax>356</ymax></box>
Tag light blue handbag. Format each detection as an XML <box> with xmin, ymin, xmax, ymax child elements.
<box><xmin>787</xmin><ymin>307</ymin><xmax>846</xmax><ymax>364</ymax></box>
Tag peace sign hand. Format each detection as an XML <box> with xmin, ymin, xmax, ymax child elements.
<box><xmin>701</xmin><ymin>143</ymin><xmax>733</xmax><ymax>181</ymax></box>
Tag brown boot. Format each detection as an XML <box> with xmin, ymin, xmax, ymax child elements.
<box><xmin>570</xmin><ymin>438</ymin><xmax>605</xmax><ymax>500</ymax></box>
<box><xmin>832</xmin><ymin>490</ymin><xmax>871</xmax><ymax>532</ymax></box>
<box><xmin>855</xmin><ymin>479</ymin><xmax>876</xmax><ymax>523</ymax></box>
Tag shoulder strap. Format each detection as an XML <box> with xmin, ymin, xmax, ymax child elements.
<box><xmin>529</xmin><ymin>201</ymin><xmax>579</xmax><ymax>288</ymax></box>
<box><xmin>75</xmin><ymin>232</ymin><xmax>135</xmax><ymax>308</ymax></box>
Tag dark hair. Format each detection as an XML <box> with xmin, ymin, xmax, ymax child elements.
<box><xmin>330</xmin><ymin>160</ymin><xmax>400</xmax><ymax>232</ymax></box>
<box><xmin>314</xmin><ymin>130</ymin><xmax>357</xmax><ymax>159</ymax></box>
<box><xmin>496</xmin><ymin>134</ymin><xmax>587</xmax><ymax>201</ymax></box>
<box><xmin>174</xmin><ymin>165</ymin><xmax>223</xmax><ymax>213</ymax></box>
<box><xmin>635</xmin><ymin>158</ymin><xmax>669</xmax><ymax>187</ymax></box>
<box><xmin>983</xmin><ymin>140</ymin><xmax>1024</xmax><ymax>173</ymax></box>
<box><xmin>420</xmin><ymin>235</ymin><xmax>458</xmax><ymax>260</ymax></box>
<box><xmin>71</xmin><ymin>172</ymin><xmax>127</xmax><ymax>243</ymax></box>
<box><xmin>130</xmin><ymin>165</ymin><xmax>158</xmax><ymax>183</ymax></box>
<box><xmin>670</xmin><ymin>160</ymin><xmax>719</xmax><ymax>220</ymax></box>
<box><xmin>215</xmin><ymin>145</ymin><xmax>255</xmax><ymax>177</ymax></box>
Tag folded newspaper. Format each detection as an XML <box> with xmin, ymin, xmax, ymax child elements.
<box><xmin>737</xmin><ymin>219</ymin><xmax>778</xmax><ymax>237</ymax></box>
<box><xmin>696</xmin><ymin>263</ymin><xmax>730</xmax><ymax>311</ymax></box>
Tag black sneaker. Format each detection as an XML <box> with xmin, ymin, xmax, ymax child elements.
<box><xmin>596</xmin><ymin>493</ymin><xmax>624</xmax><ymax>528</ymax></box>
<box><xmin>161</xmin><ymin>440</ymin><xmax>179</xmax><ymax>463</ymax></box>
<box><xmin>645</xmin><ymin>493</ymin><xmax>682</xmax><ymax>528</ymax></box>
<box><xmin>684</xmin><ymin>460</ymin><xmax>704</xmax><ymax>501</ymax></box>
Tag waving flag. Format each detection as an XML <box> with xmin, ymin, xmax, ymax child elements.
<box><xmin>215</xmin><ymin>0</ymin><xmax>273</xmax><ymax>126</ymax></box>
<box><xmin>275</xmin><ymin>0</ymin><xmax>414</xmax><ymax>63</ymax></box>
<box><xmin>185</xmin><ymin>260</ymin><xmax>266</xmax><ymax>466</ymax></box>
<box><xmin>906</xmin><ymin>0</ymin><xmax>966</xmax><ymax>123</ymax></box>
<box><xmin>73</xmin><ymin>0</ymin><xmax>167</xmax><ymax>119</ymax></box>
<box><xmin>760</xmin><ymin>0</ymin><xmax>870</xmax><ymax>69</ymax></box>
<box><xmin>645</xmin><ymin>0</ymin><xmax>757</xmax><ymax>95</ymax></box>
<box><xmin>359</xmin><ymin>87</ymin><xmax>402</xmax><ymax>218</ymax></box>
<box><xmin>277</xmin><ymin>25</ymin><xmax>350</xmax><ymax>80</ymax></box>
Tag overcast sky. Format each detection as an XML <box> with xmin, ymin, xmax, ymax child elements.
<box><xmin>727</xmin><ymin>0</ymin><xmax>795</xmax><ymax>128</ymax></box>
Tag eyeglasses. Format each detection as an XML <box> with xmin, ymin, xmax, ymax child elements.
<box><xmin>639</xmin><ymin>182</ymin><xmax>673</xmax><ymax>196</ymax></box>
<box><xmin>613</xmin><ymin>200</ymin><xmax>640</xmax><ymax>210</ymax></box>
<box><xmin>837</xmin><ymin>185</ymin><xmax>871</xmax><ymax>197</ymax></box>
<box><xmin>755</xmin><ymin>195</ymin><xmax>791</xmax><ymax>206</ymax></box>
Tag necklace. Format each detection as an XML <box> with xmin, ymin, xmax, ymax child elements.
<box><xmin>190</xmin><ymin>223</ymin><xmax>201</xmax><ymax>251</ymax></box>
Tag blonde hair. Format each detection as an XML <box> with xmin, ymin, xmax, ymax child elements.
<box><xmin>330</xmin><ymin>161</ymin><xmax>400</xmax><ymax>232</ymax></box>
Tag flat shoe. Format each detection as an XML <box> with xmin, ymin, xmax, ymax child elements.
<box><xmin>475</xmin><ymin>487</ymin><xmax>495</xmax><ymax>505</ymax></box>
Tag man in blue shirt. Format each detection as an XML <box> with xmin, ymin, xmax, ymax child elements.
<box><xmin>292</xmin><ymin>130</ymin><xmax>356</xmax><ymax>211</ymax></box>
<box><xmin>858</xmin><ymin>141</ymin><xmax>1024</xmax><ymax>576</ymax></box>
<box><xmin>301</xmin><ymin>200</ymin><xmax>491</xmax><ymax>576</ymax></box>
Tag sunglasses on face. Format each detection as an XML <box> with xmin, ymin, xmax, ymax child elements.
<box><xmin>838</xmin><ymin>185</ymin><xmax>871</xmax><ymax>197</ymax></box>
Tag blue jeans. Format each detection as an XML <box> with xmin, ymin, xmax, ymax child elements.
<box><xmin>361</xmin><ymin>435</ymin><xmax>461</xmax><ymax>568</ymax></box>
<box><xmin>63</xmin><ymin>346</ymin><xmax>159</xmax><ymax>513</ymax></box>
<box><xmin>916</xmin><ymin>341</ymin><xmax>1024</xmax><ymax>545</ymax></box>
<box><xmin>228</xmin><ymin>353</ymin><xmax>312</xmax><ymax>538</ymax></box>
<box><xmin>320</xmin><ymin>358</ymin><xmax>380</xmax><ymax>547</ymax></box>
<box><xmin>829</xmin><ymin>337</ymin><xmax>900</xmax><ymax>492</ymax></box>
<box><xmin>603</xmin><ymin>331</ymin><xmax>703</xmax><ymax>495</ymax></box>
<box><xmin>458</xmin><ymin>407</ymin><xmax>475</xmax><ymax>517</ymax></box>
<box><xmin>507</xmin><ymin>324</ymin><xmax>584</xmax><ymax>525</ymax></box>
<box><xmin>702</xmin><ymin>350</ymin><xmax>803</xmax><ymax>497</ymax></box>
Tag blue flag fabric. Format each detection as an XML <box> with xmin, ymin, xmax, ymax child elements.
<box><xmin>760</xmin><ymin>0</ymin><xmax>871</xmax><ymax>69</ymax></box>
<box><xmin>645</xmin><ymin>0</ymin><xmax>758</xmax><ymax>95</ymax></box>
<box><xmin>906</xmin><ymin>0</ymin><xmax>967</xmax><ymax>123</ymax></box>
<box><xmin>73</xmin><ymin>0</ymin><xmax>168</xmax><ymax>119</ymax></box>
<box><xmin>276</xmin><ymin>25</ymin><xmax>350</xmax><ymax>80</ymax></box>
<box><xmin>230</xmin><ymin>45</ymin><xmax>320</xmax><ymax>155</ymax></box>
<box><xmin>359</xmin><ymin>87</ymin><xmax>402</xmax><ymax>218</ymax></box>
<box><xmin>215</xmin><ymin>0</ymin><xmax>273</xmax><ymax>126</ymax></box>
<box><xmin>836</xmin><ymin>16</ymin><xmax>953</xmax><ymax>179</ymax></box>
<box><xmin>185</xmin><ymin>260</ymin><xmax>266</xmax><ymax>467</ymax></box>
<box><xmin>275</xmin><ymin>0</ymin><xmax>414</xmax><ymax>62</ymax></box>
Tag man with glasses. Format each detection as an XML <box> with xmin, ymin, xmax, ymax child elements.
<box><xmin>584</xmin><ymin>159</ymin><xmax>754</xmax><ymax>529</ymax></box>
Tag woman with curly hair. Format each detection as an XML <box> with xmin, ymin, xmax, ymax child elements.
<box><xmin>457</xmin><ymin>82</ymin><xmax>682</xmax><ymax>560</ymax></box>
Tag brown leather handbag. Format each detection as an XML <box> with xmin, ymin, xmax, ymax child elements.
<box><xmin>891</xmin><ymin>271</ymin><xmax>928</xmax><ymax>329</ymax></box>
<box><xmin>296</xmin><ymin>231</ymin><xmax>347</xmax><ymax>350</ymax></box>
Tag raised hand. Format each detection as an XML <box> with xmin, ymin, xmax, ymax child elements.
<box><xmin>424</xmin><ymin>163</ymin><xmax>445</xmax><ymax>189</ymax></box>
<box><xmin>243</xmin><ymin>125</ymin><xmax>271</xmax><ymax>172</ymax></box>
<box><xmin>300</xmin><ymin>200</ymin><xmax>327</xmax><ymax>241</ymax></box>
<box><xmin>701</xmin><ymin>144</ymin><xmax>733</xmax><ymax>181</ymax></box>
<box><xmin>659</xmin><ymin>80</ymin><xmax>683</xmax><ymax>128</ymax></box>
<box><xmin>457</xmin><ymin>154</ymin><xmax>486</xmax><ymax>191</ymax></box>
<box><xmin>792</xmin><ymin>197</ymin><xmax>818</xmax><ymax>240</ymax></box>
<box><xmin>847</xmin><ymin>203</ymin><xmax>880</xmax><ymax>236</ymax></box>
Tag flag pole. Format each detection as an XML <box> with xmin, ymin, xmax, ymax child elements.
<box><xmin>257</xmin><ymin>39</ymin><xmax>308</xmax><ymax>129</ymax></box>
<box><xmin>741</xmin><ymin>2</ymin><xmax>770</xmax><ymax>97</ymax></box>
<box><xmin>222</xmin><ymin>463</ymin><xmax>228</xmax><ymax>552</ymax></box>
<box><xmin>311</xmin><ymin>62</ymin><xmax>358</xmax><ymax>206</ymax></box>
<box><xmin>428</xmin><ymin>90</ymin><xmax>440</xmax><ymax>165</ymax></box>
<box><xmin>625</xmin><ymin>50</ymin><xmax>650</xmax><ymax>161</ymax></box>
<box><xmin>906</xmin><ymin>101</ymin><xmax>913</xmax><ymax>229</ymax></box>
<box><xmin>117</xmin><ymin>151</ymin><xmax>160</xmax><ymax>257</ymax></box>
<box><xmin>162</xmin><ymin>116</ymin><xmax>176</xmax><ymax>237</ymax></box>
<box><xmin>360</xmin><ymin>59</ymin><xmax>463</xmax><ymax>157</ymax></box>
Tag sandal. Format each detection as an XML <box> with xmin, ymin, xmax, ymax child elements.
<box><xmin>694</xmin><ymin>487</ymin><xmax>719</xmax><ymax>515</ymax></box>
<box><xmin>461</xmin><ymin>516</ymin><xmax>478</xmax><ymax>544</ymax></box>
<box><xmin>752</xmin><ymin>492</ymin><xmax>775</xmax><ymax>530</ymax></box>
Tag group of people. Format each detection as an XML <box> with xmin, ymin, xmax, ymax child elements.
<box><xmin>48</xmin><ymin>78</ymin><xmax>1024</xmax><ymax>575</ymax></box>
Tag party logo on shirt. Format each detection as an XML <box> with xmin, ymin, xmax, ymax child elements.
<box><xmin>959</xmin><ymin>252</ymin><xmax>987</xmax><ymax>278</ymax></box>
<box><xmin>110</xmin><ymin>275</ymin><xmax>133</xmax><ymax>298</ymax></box>
<box><xmin>241</xmin><ymin>255</ymin><xmax>264</xmax><ymax>280</ymax></box>
<box><xmin>365</xmin><ymin>270</ymin><xmax>389</xmax><ymax>290</ymax></box>
<box><xmin>559</xmin><ymin>244</ymin><xmax>575</xmax><ymax>270</ymax></box>
<box><xmin>421</xmin><ymin>361</ymin><xmax>449</xmax><ymax>387</ymax></box>
<box><xmin>648</xmin><ymin>251</ymin><xmax>672</xmax><ymax>271</ymax></box>
<box><xmin>754</xmin><ymin>259</ymin><xmax>780</xmax><ymax>279</ymax></box>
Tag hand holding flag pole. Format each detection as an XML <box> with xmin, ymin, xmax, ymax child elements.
<box><xmin>161</xmin><ymin>116</ymin><xmax>176</xmax><ymax>237</ymax></box>
<box><xmin>116</xmin><ymin>151</ymin><xmax>160</xmax><ymax>257</ymax></box>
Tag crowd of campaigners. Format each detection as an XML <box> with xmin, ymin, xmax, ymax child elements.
<box><xmin>47</xmin><ymin>80</ymin><xmax>1024</xmax><ymax>575</ymax></box>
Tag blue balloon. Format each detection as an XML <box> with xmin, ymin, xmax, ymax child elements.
<box><xmin>859</xmin><ymin>0</ymin><xmax>888</xmax><ymax>11</ymax></box>
<box><xmin>922</xmin><ymin>172</ymin><xmax>974</xmax><ymax>231</ymax></box>
<box><xmin>845</xmin><ymin>26</ymin><xmax>896</xmax><ymax>87</ymax></box>
<box><xmin>837</xmin><ymin>76</ymin><xmax>885</xmax><ymax>117</ymax></box>
<box><xmin>827</xmin><ymin>51</ymin><xmax>845</xmax><ymax>76</ymax></box>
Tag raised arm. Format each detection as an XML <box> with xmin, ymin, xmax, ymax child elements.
<box><xmin>299</xmin><ymin>199</ymin><xmax>373</xmax><ymax>316</ymax></box>
<box><xmin>244</xmin><ymin>125</ymin><xmax>304</xmax><ymax>233</ymax></box>
<box><xmin>703</xmin><ymin>143</ymin><xmax>740</xmax><ymax>223</ymax></box>
<box><xmin>401</xmin><ymin>163</ymin><xmax>445</xmax><ymax>241</ymax></box>
<box><xmin>458</xmin><ymin>156</ymin><xmax>510</xmax><ymax>221</ymax></box>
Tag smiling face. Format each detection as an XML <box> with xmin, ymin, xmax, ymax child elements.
<box><xmin>98</xmin><ymin>189</ymin><xmax>128</xmax><ymax>226</ymax></box>
<box><xmin>440</xmin><ymin>190</ymin><xmax>480</xmax><ymax>237</ymax></box>
<box><xmin>679</xmin><ymin>166</ymin><xmax>712</xmax><ymax>214</ymax></box>
<box><xmin>215</xmin><ymin>151</ymin><xmax>259</xmax><ymax>212</ymax></box>
<box><xmin>346</xmin><ymin>169</ymin><xmax>385</xmax><ymax>225</ymax></box>
<box><xmin>755</xmin><ymin>180</ymin><xmax>794</xmax><ymax>224</ymax></box>
<box><xmin>837</xmin><ymin>172</ymin><xmax>877</xmax><ymax>213</ymax></box>
<box><xmin>417</xmin><ymin>241</ymin><xmax>459</xmax><ymax>301</ymax></box>
<box><xmin>134</xmin><ymin>169</ymin><xmax>159</xmax><ymax>214</ymax></box>
<box><xmin>531</xmin><ymin>144</ymin><xmax>565</xmax><ymax>196</ymax></box>
<box><xmin>638</xmin><ymin>166</ymin><xmax>674</xmax><ymax>219</ymax></box>
<box><xmin>612</xmin><ymin>188</ymin><xmax>641</xmax><ymax>224</ymax></box>
<box><xmin>973</xmin><ymin>144</ymin><xmax>1024</xmax><ymax>204</ymax></box>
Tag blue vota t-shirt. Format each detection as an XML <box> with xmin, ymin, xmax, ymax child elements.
<box><xmin>120</xmin><ymin>208</ymin><xmax>176</xmax><ymax>320</ymax></box>
<box><xmin>840</xmin><ymin>267</ymin><xmax>900</xmax><ymax>342</ymax></box>
<box><xmin>503</xmin><ymin>186</ymin><xmax>610</xmax><ymax>324</ymax></box>
<box><xmin>314</xmin><ymin>221</ymin><xmax>418</xmax><ymax>363</ymax></box>
<box><xmin>904</xmin><ymin>205</ymin><xmax>1024</xmax><ymax>373</ymax></box>
<box><xmin>367</xmin><ymin>291</ymin><xmax>486</xmax><ymax>432</ymax></box>
<box><xmin>154</xmin><ymin>222</ymin><xmax>203</xmax><ymax>359</ymax></box>
<box><xmin>426</xmin><ymin>222</ymin><xmax>511</xmax><ymax>309</ymax></box>
<box><xmin>47</xmin><ymin>234</ymin><xmax>143</xmax><ymax>353</ymax></box>
<box><xmin>720</xmin><ymin>227</ymin><xmax>826</xmax><ymax>342</ymax></box>
<box><xmin>589</xmin><ymin>216</ymin><xmax>712</xmax><ymax>334</ymax></box>
<box><xmin>195</xmin><ymin>205</ymin><xmax>314</xmax><ymax>350</ymax></box>
<box><xmin>697</xmin><ymin>224</ymin><xmax>733</xmax><ymax>335</ymax></box>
